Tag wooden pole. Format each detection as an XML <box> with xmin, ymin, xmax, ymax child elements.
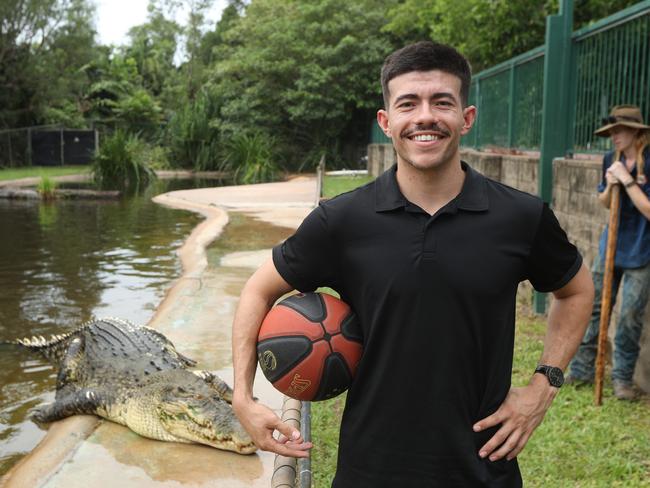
<box><xmin>594</xmin><ymin>183</ymin><xmax>621</xmax><ymax>405</ymax></box>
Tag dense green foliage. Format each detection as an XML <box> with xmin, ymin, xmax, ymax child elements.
<box><xmin>311</xmin><ymin>315</ymin><xmax>650</xmax><ymax>487</ymax></box>
<box><xmin>0</xmin><ymin>0</ymin><xmax>640</xmax><ymax>182</ymax></box>
<box><xmin>210</xmin><ymin>0</ymin><xmax>395</xmax><ymax>169</ymax></box>
<box><xmin>384</xmin><ymin>0</ymin><xmax>641</xmax><ymax>71</ymax></box>
<box><xmin>92</xmin><ymin>130</ymin><xmax>156</xmax><ymax>188</ymax></box>
<box><xmin>221</xmin><ymin>132</ymin><xmax>280</xmax><ymax>184</ymax></box>
<box><xmin>165</xmin><ymin>89</ymin><xmax>221</xmax><ymax>170</ymax></box>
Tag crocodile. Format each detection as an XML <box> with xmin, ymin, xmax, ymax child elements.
<box><xmin>14</xmin><ymin>317</ymin><xmax>256</xmax><ymax>455</ymax></box>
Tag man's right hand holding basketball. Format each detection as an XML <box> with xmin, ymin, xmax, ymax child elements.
<box><xmin>232</xmin><ymin>397</ymin><xmax>313</xmax><ymax>457</ymax></box>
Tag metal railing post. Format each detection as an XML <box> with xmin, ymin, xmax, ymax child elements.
<box><xmin>534</xmin><ymin>0</ymin><xmax>574</xmax><ymax>314</ymax></box>
<box><xmin>507</xmin><ymin>64</ymin><xmax>516</xmax><ymax>147</ymax></box>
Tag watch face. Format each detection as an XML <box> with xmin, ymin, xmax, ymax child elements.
<box><xmin>548</xmin><ymin>367</ymin><xmax>564</xmax><ymax>387</ymax></box>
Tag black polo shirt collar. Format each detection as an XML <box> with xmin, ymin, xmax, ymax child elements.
<box><xmin>374</xmin><ymin>161</ymin><xmax>489</xmax><ymax>213</ymax></box>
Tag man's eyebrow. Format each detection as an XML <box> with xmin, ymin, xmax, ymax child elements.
<box><xmin>392</xmin><ymin>92</ymin><xmax>458</xmax><ymax>106</ymax></box>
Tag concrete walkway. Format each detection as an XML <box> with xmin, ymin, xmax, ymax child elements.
<box><xmin>0</xmin><ymin>177</ymin><xmax>317</xmax><ymax>488</ymax></box>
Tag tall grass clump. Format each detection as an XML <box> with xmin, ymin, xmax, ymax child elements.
<box><xmin>37</xmin><ymin>176</ymin><xmax>57</xmax><ymax>200</ymax></box>
<box><xmin>166</xmin><ymin>93</ymin><xmax>221</xmax><ymax>171</ymax></box>
<box><xmin>92</xmin><ymin>129</ymin><xmax>156</xmax><ymax>189</ymax></box>
<box><xmin>221</xmin><ymin>132</ymin><xmax>280</xmax><ymax>184</ymax></box>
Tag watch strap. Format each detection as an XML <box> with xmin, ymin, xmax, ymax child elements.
<box><xmin>534</xmin><ymin>364</ymin><xmax>564</xmax><ymax>387</ymax></box>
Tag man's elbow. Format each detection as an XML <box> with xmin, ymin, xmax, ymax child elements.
<box><xmin>242</xmin><ymin>258</ymin><xmax>293</xmax><ymax>308</ymax></box>
<box><xmin>554</xmin><ymin>262</ymin><xmax>594</xmax><ymax>305</ymax></box>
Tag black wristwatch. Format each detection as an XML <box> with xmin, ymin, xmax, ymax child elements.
<box><xmin>534</xmin><ymin>365</ymin><xmax>564</xmax><ymax>387</ymax></box>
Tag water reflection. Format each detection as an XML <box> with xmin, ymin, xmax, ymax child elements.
<box><xmin>0</xmin><ymin>177</ymin><xmax>226</xmax><ymax>475</ymax></box>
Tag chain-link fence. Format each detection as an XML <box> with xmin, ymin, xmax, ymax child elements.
<box><xmin>0</xmin><ymin>126</ymin><xmax>97</xmax><ymax>168</ymax></box>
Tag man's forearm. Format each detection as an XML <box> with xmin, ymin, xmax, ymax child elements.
<box><xmin>232</xmin><ymin>289</ymin><xmax>274</xmax><ymax>402</ymax></box>
<box><xmin>232</xmin><ymin>258</ymin><xmax>293</xmax><ymax>403</ymax></box>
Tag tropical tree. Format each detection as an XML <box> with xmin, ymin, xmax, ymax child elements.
<box><xmin>0</xmin><ymin>0</ymin><xmax>98</xmax><ymax>128</ymax></box>
<box><xmin>211</xmin><ymin>0</ymin><xmax>396</xmax><ymax>169</ymax></box>
<box><xmin>384</xmin><ymin>0</ymin><xmax>641</xmax><ymax>72</ymax></box>
<box><xmin>126</xmin><ymin>1</ymin><xmax>182</xmax><ymax>98</ymax></box>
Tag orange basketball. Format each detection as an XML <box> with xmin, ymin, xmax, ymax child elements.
<box><xmin>257</xmin><ymin>292</ymin><xmax>363</xmax><ymax>401</ymax></box>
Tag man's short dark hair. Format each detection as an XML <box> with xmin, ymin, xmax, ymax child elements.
<box><xmin>381</xmin><ymin>41</ymin><xmax>472</xmax><ymax>108</ymax></box>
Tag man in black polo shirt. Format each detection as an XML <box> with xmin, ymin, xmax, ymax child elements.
<box><xmin>232</xmin><ymin>41</ymin><xmax>594</xmax><ymax>487</ymax></box>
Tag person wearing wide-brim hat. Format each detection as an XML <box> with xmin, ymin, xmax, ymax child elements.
<box><xmin>568</xmin><ymin>104</ymin><xmax>650</xmax><ymax>400</ymax></box>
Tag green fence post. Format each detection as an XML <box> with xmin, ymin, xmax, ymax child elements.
<box><xmin>534</xmin><ymin>0</ymin><xmax>574</xmax><ymax>314</ymax></box>
<box><xmin>508</xmin><ymin>64</ymin><xmax>516</xmax><ymax>147</ymax></box>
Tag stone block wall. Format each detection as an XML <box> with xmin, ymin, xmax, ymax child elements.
<box><xmin>552</xmin><ymin>159</ymin><xmax>607</xmax><ymax>268</ymax></box>
<box><xmin>367</xmin><ymin>144</ymin><xmax>650</xmax><ymax>392</ymax></box>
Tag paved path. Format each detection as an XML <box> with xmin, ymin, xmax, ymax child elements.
<box><xmin>1</xmin><ymin>177</ymin><xmax>317</xmax><ymax>488</ymax></box>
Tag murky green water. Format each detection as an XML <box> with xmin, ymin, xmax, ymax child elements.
<box><xmin>0</xmin><ymin>178</ymin><xmax>227</xmax><ymax>475</ymax></box>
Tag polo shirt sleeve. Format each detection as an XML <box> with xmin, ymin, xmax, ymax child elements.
<box><xmin>272</xmin><ymin>204</ymin><xmax>337</xmax><ymax>292</ymax></box>
<box><xmin>525</xmin><ymin>203</ymin><xmax>583</xmax><ymax>292</ymax></box>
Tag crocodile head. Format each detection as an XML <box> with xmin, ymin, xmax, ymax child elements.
<box><xmin>127</xmin><ymin>371</ymin><xmax>257</xmax><ymax>454</ymax></box>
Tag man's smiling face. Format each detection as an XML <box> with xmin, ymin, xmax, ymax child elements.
<box><xmin>377</xmin><ymin>70</ymin><xmax>475</xmax><ymax>172</ymax></box>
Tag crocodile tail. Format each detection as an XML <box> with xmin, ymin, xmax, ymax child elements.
<box><xmin>13</xmin><ymin>330</ymin><xmax>78</xmax><ymax>365</ymax></box>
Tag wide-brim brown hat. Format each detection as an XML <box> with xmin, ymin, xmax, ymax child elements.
<box><xmin>595</xmin><ymin>104</ymin><xmax>650</xmax><ymax>137</ymax></box>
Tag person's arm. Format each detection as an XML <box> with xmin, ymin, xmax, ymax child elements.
<box><xmin>598</xmin><ymin>171</ymin><xmax>618</xmax><ymax>209</ymax></box>
<box><xmin>607</xmin><ymin>161</ymin><xmax>650</xmax><ymax>220</ymax></box>
<box><xmin>473</xmin><ymin>262</ymin><xmax>594</xmax><ymax>462</ymax></box>
<box><xmin>231</xmin><ymin>258</ymin><xmax>313</xmax><ymax>457</ymax></box>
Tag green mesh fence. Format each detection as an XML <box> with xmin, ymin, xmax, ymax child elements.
<box><xmin>573</xmin><ymin>10</ymin><xmax>650</xmax><ymax>152</ymax></box>
<box><xmin>477</xmin><ymin>70</ymin><xmax>511</xmax><ymax>148</ymax></box>
<box><xmin>464</xmin><ymin>49</ymin><xmax>545</xmax><ymax>150</ymax></box>
<box><xmin>376</xmin><ymin>2</ymin><xmax>650</xmax><ymax>154</ymax></box>
<box><xmin>512</xmin><ymin>56</ymin><xmax>545</xmax><ymax>148</ymax></box>
<box><xmin>463</xmin><ymin>2</ymin><xmax>650</xmax><ymax>152</ymax></box>
<box><xmin>371</xmin><ymin>3</ymin><xmax>649</xmax><ymax>153</ymax></box>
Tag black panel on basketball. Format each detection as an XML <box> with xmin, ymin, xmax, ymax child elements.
<box><xmin>313</xmin><ymin>353</ymin><xmax>352</xmax><ymax>401</ymax></box>
<box><xmin>257</xmin><ymin>336</ymin><xmax>312</xmax><ymax>383</ymax></box>
<box><xmin>280</xmin><ymin>293</ymin><xmax>326</xmax><ymax>322</ymax></box>
<box><xmin>340</xmin><ymin>313</ymin><xmax>363</xmax><ymax>343</ymax></box>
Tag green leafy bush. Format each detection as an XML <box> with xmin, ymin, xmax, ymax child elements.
<box><xmin>166</xmin><ymin>92</ymin><xmax>221</xmax><ymax>171</ymax></box>
<box><xmin>92</xmin><ymin>129</ymin><xmax>156</xmax><ymax>188</ymax></box>
<box><xmin>221</xmin><ymin>132</ymin><xmax>280</xmax><ymax>184</ymax></box>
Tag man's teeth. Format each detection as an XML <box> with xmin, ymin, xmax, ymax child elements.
<box><xmin>413</xmin><ymin>134</ymin><xmax>439</xmax><ymax>141</ymax></box>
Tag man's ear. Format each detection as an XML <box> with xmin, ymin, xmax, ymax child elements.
<box><xmin>377</xmin><ymin>109</ymin><xmax>391</xmax><ymax>138</ymax></box>
<box><xmin>461</xmin><ymin>105</ymin><xmax>477</xmax><ymax>136</ymax></box>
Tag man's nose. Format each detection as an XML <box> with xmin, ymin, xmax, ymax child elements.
<box><xmin>413</xmin><ymin>102</ymin><xmax>438</xmax><ymax>125</ymax></box>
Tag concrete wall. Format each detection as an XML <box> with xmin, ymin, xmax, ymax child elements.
<box><xmin>368</xmin><ymin>144</ymin><xmax>650</xmax><ymax>392</ymax></box>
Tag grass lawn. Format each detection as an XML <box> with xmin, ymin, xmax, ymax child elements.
<box><xmin>310</xmin><ymin>314</ymin><xmax>650</xmax><ymax>487</ymax></box>
<box><xmin>0</xmin><ymin>165</ymin><xmax>90</xmax><ymax>181</ymax></box>
<box><xmin>321</xmin><ymin>174</ymin><xmax>374</xmax><ymax>199</ymax></box>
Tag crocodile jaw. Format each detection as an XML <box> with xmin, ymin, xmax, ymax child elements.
<box><xmin>159</xmin><ymin>415</ymin><xmax>257</xmax><ymax>454</ymax></box>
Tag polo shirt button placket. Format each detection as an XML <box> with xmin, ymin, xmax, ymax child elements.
<box><xmin>422</xmin><ymin>219</ymin><xmax>437</xmax><ymax>260</ymax></box>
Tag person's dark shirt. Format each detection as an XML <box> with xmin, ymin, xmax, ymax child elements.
<box><xmin>273</xmin><ymin>162</ymin><xmax>582</xmax><ymax>487</ymax></box>
<box><xmin>598</xmin><ymin>147</ymin><xmax>650</xmax><ymax>268</ymax></box>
